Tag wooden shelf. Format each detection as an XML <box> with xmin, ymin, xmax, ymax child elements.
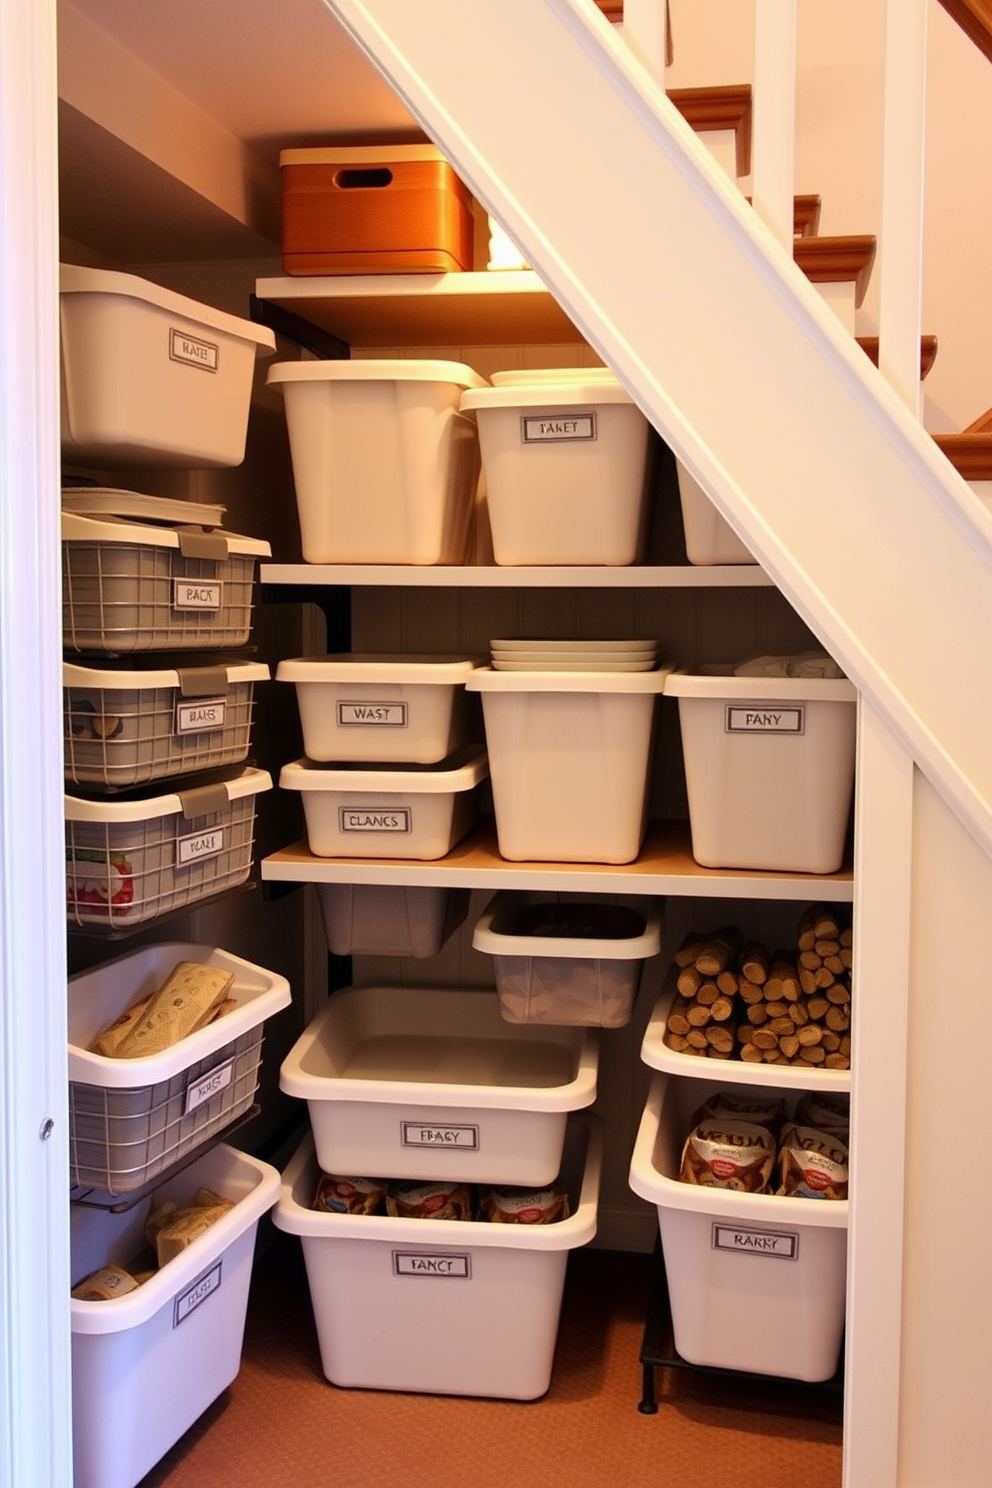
<box><xmin>260</xmin><ymin>562</ymin><xmax>775</xmax><ymax>590</ymax></box>
<box><xmin>261</xmin><ymin>819</ymin><xmax>854</xmax><ymax>901</ymax></box>
<box><xmin>254</xmin><ymin>270</ymin><xmax>582</xmax><ymax>348</ymax></box>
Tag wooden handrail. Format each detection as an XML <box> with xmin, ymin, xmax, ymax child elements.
<box><xmin>939</xmin><ymin>1</ymin><xmax>992</xmax><ymax>65</ymax></box>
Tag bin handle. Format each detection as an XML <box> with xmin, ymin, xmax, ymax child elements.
<box><xmin>177</xmin><ymin>665</ymin><xmax>231</xmax><ymax>698</ymax></box>
<box><xmin>178</xmin><ymin>781</ymin><xmax>232</xmax><ymax>821</ymax></box>
<box><xmin>333</xmin><ymin>167</ymin><xmax>393</xmax><ymax>190</ymax></box>
<box><xmin>178</xmin><ymin>528</ymin><xmax>230</xmax><ymax>561</ymax></box>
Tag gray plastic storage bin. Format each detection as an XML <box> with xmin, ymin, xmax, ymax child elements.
<box><xmin>316</xmin><ymin>882</ymin><xmax>471</xmax><ymax>958</ymax></box>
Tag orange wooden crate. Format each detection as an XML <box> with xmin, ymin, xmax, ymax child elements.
<box><xmin>280</xmin><ymin>145</ymin><xmax>475</xmax><ymax>275</ymax></box>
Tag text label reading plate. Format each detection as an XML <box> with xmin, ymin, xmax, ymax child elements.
<box><xmin>393</xmin><ymin>1251</ymin><xmax>471</xmax><ymax>1280</ymax></box>
<box><xmin>170</xmin><ymin>328</ymin><xmax>219</xmax><ymax>373</ymax></box>
<box><xmin>177</xmin><ymin>827</ymin><xmax>225</xmax><ymax>867</ymax></box>
<box><xmin>401</xmin><ymin>1121</ymin><xmax>479</xmax><ymax>1151</ymax></box>
<box><xmin>712</xmin><ymin>1223</ymin><xmax>800</xmax><ymax>1260</ymax></box>
<box><xmin>174</xmin><ymin>1260</ymin><xmax>223</xmax><ymax>1326</ymax></box>
<box><xmin>521</xmin><ymin>413</ymin><xmax>596</xmax><ymax>443</ymax></box>
<box><xmin>339</xmin><ymin>807</ymin><xmax>411</xmax><ymax>833</ymax></box>
<box><xmin>337</xmin><ymin>701</ymin><xmax>408</xmax><ymax>727</ymax></box>
<box><xmin>725</xmin><ymin>705</ymin><xmax>805</xmax><ymax>735</ymax></box>
<box><xmin>176</xmin><ymin>697</ymin><xmax>227</xmax><ymax>735</ymax></box>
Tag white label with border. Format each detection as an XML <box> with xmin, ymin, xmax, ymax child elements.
<box><xmin>725</xmin><ymin>705</ymin><xmax>805</xmax><ymax>735</ymax></box>
<box><xmin>712</xmin><ymin>1223</ymin><xmax>800</xmax><ymax>1260</ymax></box>
<box><xmin>173</xmin><ymin>579</ymin><xmax>222</xmax><ymax>612</ymax></box>
<box><xmin>174</xmin><ymin>1260</ymin><xmax>223</xmax><ymax>1327</ymax></box>
<box><xmin>401</xmin><ymin>1121</ymin><xmax>479</xmax><ymax>1151</ymax></box>
<box><xmin>339</xmin><ymin>806</ymin><xmax>411</xmax><ymax>833</ymax></box>
<box><xmin>170</xmin><ymin>328</ymin><xmax>219</xmax><ymax>373</ymax></box>
<box><xmin>393</xmin><ymin>1251</ymin><xmax>471</xmax><ymax>1280</ymax></box>
<box><xmin>177</xmin><ymin>826</ymin><xmax>225</xmax><ymax>866</ymax></box>
<box><xmin>521</xmin><ymin>412</ymin><xmax>596</xmax><ymax>443</ymax></box>
<box><xmin>176</xmin><ymin>697</ymin><xmax>227</xmax><ymax>735</ymax></box>
<box><xmin>336</xmin><ymin>701</ymin><xmax>407</xmax><ymax>728</ymax></box>
<box><xmin>184</xmin><ymin>1056</ymin><xmax>235</xmax><ymax>1116</ymax></box>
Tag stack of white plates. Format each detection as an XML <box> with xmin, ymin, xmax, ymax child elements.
<box><xmin>490</xmin><ymin>639</ymin><xmax>660</xmax><ymax>672</ymax></box>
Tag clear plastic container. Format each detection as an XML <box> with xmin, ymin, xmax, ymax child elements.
<box><xmin>279</xmin><ymin>983</ymin><xmax>599</xmax><ymax>1186</ymax></box>
<box><xmin>316</xmin><ymin>883</ymin><xmax>470</xmax><ymax>958</ymax></box>
<box><xmin>473</xmin><ymin>891</ymin><xmax>663</xmax><ymax>1026</ymax></box>
<box><xmin>272</xmin><ymin>1118</ymin><xmax>601</xmax><ymax>1399</ymax></box>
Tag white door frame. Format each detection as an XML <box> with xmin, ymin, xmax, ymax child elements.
<box><xmin>0</xmin><ymin>2</ymin><xmax>74</xmax><ymax>1483</ymax></box>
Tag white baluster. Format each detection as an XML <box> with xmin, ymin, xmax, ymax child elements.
<box><xmin>878</xmin><ymin>0</ymin><xmax>928</xmax><ymax>417</ymax></box>
<box><xmin>752</xmin><ymin>0</ymin><xmax>797</xmax><ymax>250</ymax></box>
<box><xmin>621</xmin><ymin>0</ymin><xmax>668</xmax><ymax>83</ymax></box>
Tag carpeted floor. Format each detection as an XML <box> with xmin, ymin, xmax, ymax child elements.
<box><xmin>139</xmin><ymin>1238</ymin><xmax>843</xmax><ymax>1488</ymax></box>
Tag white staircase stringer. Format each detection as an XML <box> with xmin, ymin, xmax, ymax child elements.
<box><xmin>325</xmin><ymin>0</ymin><xmax>992</xmax><ymax>863</ymax></box>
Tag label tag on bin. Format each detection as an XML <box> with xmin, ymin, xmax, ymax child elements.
<box><xmin>174</xmin><ymin>1261</ymin><xmax>223</xmax><ymax>1326</ymax></box>
<box><xmin>336</xmin><ymin>701</ymin><xmax>407</xmax><ymax>727</ymax></box>
<box><xmin>176</xmin><ymin>697</ymin><xmax>227</xmax><ymax>735</ymax></box>
<box><xmin>711</xmin><ymin>1223</ymin><xmax>800</xmax><ymax>1260</ymax></box>
<box><xmin>185</xmin><ymin>1056</ymin><xmax>235</xmax><ymax>1115</ymax></box>
<box><xmin>401</xmin><ymin>1121</ymin><xmax>479</xmax><ymax>1151</ymax></box>
<box><xmin>170</xmin><ymin>327</ymin><xmax>219</xmax><ymax>373</ymax></box>
<box><xmin>339</xmin><ymin>807</ymin><xmax>411</xmax><ymax>833</ymax></box>
<box><xmin>173</xmin><ymin>579</ymin><xmax>222</xmax><ymax>612</ymax></box>
<box><xmin>393</xmin><ymin>1251</ymin><xmax>471</xmax><ymax>1280</ymax></box>
<box><xmin>725</xmin><ymin>705</ymin><xmax>805</xmax><ymax>735</ymax></box>
<box><xmin>521</xmin><ymin>412</ymin><xmax>596</xmax><ymax>443</ymax></box>
<box><xmin>177</xmin><ymin>826</ymin><xmax>225</xmax><ymax>866</ymax></box>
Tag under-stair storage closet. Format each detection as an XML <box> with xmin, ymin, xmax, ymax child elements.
<box><xmin>254</xmin><ymin>267</ymin><xmax>856</xmax><ymax>1406</ymax></box>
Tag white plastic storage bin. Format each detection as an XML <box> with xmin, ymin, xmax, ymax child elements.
<box><xmin>465</xmin><ymin>667</ymin><xmax>671</xmax><ymax>863</ymax></box>
<box><xmin>70</xmin><ymin>1142</ymin><xmax>280</xmax><ymax>1488</ymax></box>
<box><xmin>279</xmin><ymin>745</ymin><xmax>488</xmax><ymax>860</ymax></box>
<box><xmin>664</xmin><ymin>669</ymin><xmax>857</xmax><ymax>873</ymax></box>
<box><xmin>65</xmin><ymin>768</ymin><xmax>272</xmax><ymax>929</ymax></box>
<box><xmin>64</xmin><ymin>659</ymin><xmax>269</xmax><ymax>789</ymax></box>
<box><xmin>628</xmin><ymin>1074</ymin><xmax>848</xmax><ymax>1381</ymax></box>
<box><xmin>316</xmin><ymin>883</ymin><xmax>470</xmax><ymax>958</ymax></box>
<box><xmin>472</xmin><ymin>891</ymin><xmax>663</xmax><ymax>1027</ymax></box>
<box><xmin>62</xmin><ymin>508</ymin><xmax>271</xmax><ymax>653</ymax></box>
<box><xmin>67</xmin><ymin>941</ymin><xmax>291</xmax><ymax>1193</ymax></box>
<box><xmin>267</xmin><ymin>359</ymin><xmax>488</xmax><ymax>564</ymax></box>
<box><xmin>276</xmin><ymin>653</ymin><xmax>483</xmax><ymax>764</ymax></box>
<box><xmin>676</xmin><ymin>463</ymin><xmax>758</xmax><ymax>566</ymax></box>
<box><xmin>459</xmin><ymin>374</ymin><xmax>653</xmax><ymax>565</ymax></box>
<box><xmin>60</xmin><ymin>264</ymin><xmax>275</xmax><ymax>467</ymax></box>
<box><xmin>273</xmin><ymin>1117</ymin><xmax>601</xmax><ymax>1399</ymax></box>
<box><xmin>279</xmin><ymin>984</ymin><xmax>599</xmax><ymax>1186</ymax></box>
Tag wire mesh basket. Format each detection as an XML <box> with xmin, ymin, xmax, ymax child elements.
<box><xmin>64</xmin><ymin>660</ymin><xmax>268</xmax><ymax>789</ymax></box>
<box><xmin>65</xmin><ymin>769</ymin><xmax>272</xmax><ymax>929</ymax></box>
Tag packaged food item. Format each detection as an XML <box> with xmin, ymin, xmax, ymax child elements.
<box><xmin>385</xmin><ymin>1180</ymin><xmax>474</xmax><ymax>1221</ymax></box>
<box><xmin>114</xmin><ymin>961</ymin><xmax>235</xmax><ymax>1058</ymax></box>
<box><xmin>147</xmin><ymin>1189</ymin><xmax>234</xmax><ymax>1267</ymax></box>
<box><xmin>312</xmin><ymin>1173</ymin><xmax>387</xmax><ymax>1216</ymax></box>
<box><xmin>678</xmin><ymin>1118</ymin><xmax>776</xmax><ymax>1192</ymax></box>
<box><xmin>71</xmin><ymin>1264</ymin><xmax>140</xmax><ymax>1301</ymax></box>
<box><xmin>89</xmin><ymin>992</ymin><xmax>155</xmax><ymax>1057</ymax></box>
<box><xmin>794</xmin><ymin>1090</ymin><xmax>850</xmax><ymax>1138</ymax></box>
<box><xmin>478</xmin><ymin>1180</ymin><xmax>570</xmax><ymax>1225</ymax></box>
<box><xmin>778</xmin><ymin>1126</ymin><xmax>849</xmax><ymax>1200</ymax></box>
<box><xmin>689</xmin><ymin>1091</ymin><xmax>787</xmax><ymax>1136</ymax></box>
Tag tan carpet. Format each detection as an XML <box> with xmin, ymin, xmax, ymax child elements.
<box><xmin>139</xmin><ymin>1238</ymin><xmax>842</xmax><ymax>1488</ymax></box>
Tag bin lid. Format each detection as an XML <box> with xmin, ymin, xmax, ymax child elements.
<box><xmin>63</xmin><ymin>660</ymin><xmax>269</xmax><ymax>690</ymax></box>
<box><xmin>61</xmin><ymin>488</ymin><xmax>226</xmax><ymax>529</ymax></box>
<box><xmin>663</xmin><ymin>671</ymin><xmax>856</xmax><ymax>702</ymax></box>
<box><xmin>279</xmin><ymin>143</ymin><xmax>451</xmax><ymax>167</ymax></box>
<box><xmin>466</xmin><ymin>665</ymin><xmax>673</xmax><ymax>694</ymax></box>
<box><xmin>279</xmin><ymin>745</ymin><xmax>488</xmax><ymax>794</ymax></box>
<box><xmin>460</xmin><ymin>379</ymin><xmax>638</xmax><ymax>411</ymax></box>
<box><xmin>276</xmin><ymin>654</ymin><xmax>486</xmax><ymax>684</ymax></box>
<box><xmin>59</xmin><ymin>264</ymin><xmax>276</xmax><ymax>353</ymax></box>
<box><xmin>61</xmin><ymin>509</ymin><xmax>271</xmax><ymax>558</ymax></box>
<box><xmin>266</xmin><ymin>358</ymin><xmax>488</xmax><ymax>390</ymax></box>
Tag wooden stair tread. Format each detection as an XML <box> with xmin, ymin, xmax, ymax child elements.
<box><xmin>857</xmin><ymin>336</ymin><xmax>939</xmax><ymax>380</ymax></box>
<box><xmin>745</xmin><ymin>193</ymin><xmax>822</xmax><ymax>237</ymax></box>
<box><xmin>794</xmin><ymin>234</ymin><xmax>877</xmax><ymax>307</ymax></box>
<box><xmin>933</xmin><ymin>432</ymin><xmax>992</xmax><ymax>480</ymax></box>
<box><xmin>668</xmin><ymin>84</ymin><xmax>752</xmax><ymax>177</ymax></box>
<box><xmin>965</xmin><ymin>406</ymin><xmax>992</xmax><ymax>434</ymax></box>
